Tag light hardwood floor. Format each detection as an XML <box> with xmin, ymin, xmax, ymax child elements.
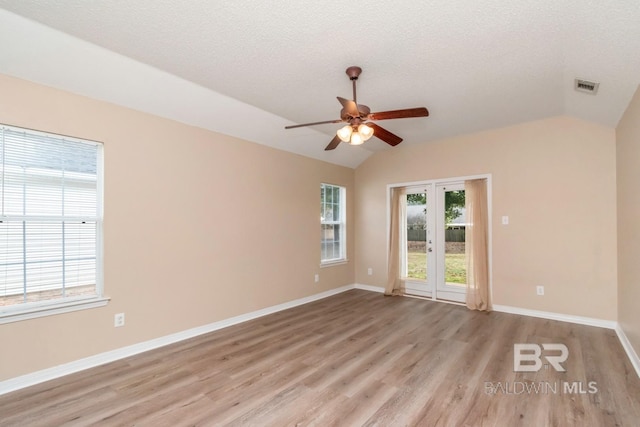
<box><xmin>1</xmin><ymin>290</ymin><xmax>639</xmax><ymax>426</ymax></box>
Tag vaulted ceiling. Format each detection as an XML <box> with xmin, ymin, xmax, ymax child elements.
<box><xmin>1</xmin><ymin>1</ymin><xmax>639</xmax><ymax>168</ymax></box>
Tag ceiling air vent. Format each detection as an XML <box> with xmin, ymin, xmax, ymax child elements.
<box><xmin>574</xmin><ymin>78</ymin><xmax>599</xmax><ymax>95</ymax></box>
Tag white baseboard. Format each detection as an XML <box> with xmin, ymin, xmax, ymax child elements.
<box><xmin>354</xmin><ymin>283</ymin><xmax>385</xmax><ymax>293</ymax></box>
<box><xmin>615</xmin><ymin>324</ymin><xmax>640</xmax><ymax>379</ymax></box>
<box><xmin>0</xmin><ymin>284</ymin><xmax>355</xmax><ymax>396</ymax></box>
<box><xmin>492</xmin><ymin>304</ymin><xmax>617</xmax><ymax>329</ymax></box>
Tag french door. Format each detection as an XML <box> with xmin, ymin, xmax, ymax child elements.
<box><xmin>401</xmin><ymin>181</ymin><xmax>467</xmax><ymax>303</ymax></box>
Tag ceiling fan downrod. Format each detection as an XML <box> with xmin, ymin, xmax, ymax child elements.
<box><xmin>346</xmin><ymin>66</ymin><xmax>362</xmax><ymax>105</ymax></box>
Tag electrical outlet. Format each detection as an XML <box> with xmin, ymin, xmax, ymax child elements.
<box><xmin>114</xmin><ymin>313</ymin><xmax>125</xmax><ymax>327</ymax></box>
<box><xmin>367</xmin><ymin>268</ymin><xmax>373</xmax><ymax>275</ymax></box>
<box><xmin>502</xmin><ymin>216</ymin><xmax>509</xmax><ymax>225</ymax></box>
<box><xmin>314</xmin><ymin>274</ymin><xmax>319</xmax><ymax>283</ymax></box>
<box><xmin>536</xmin><ymin>286</ymin><xmax>544</xmax><ymax>296</ymax></box>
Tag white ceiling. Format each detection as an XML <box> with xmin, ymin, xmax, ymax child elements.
<box><xmin>0</xmin><ymin>1</ymin><xmax>639</xmax><ymax>168</ymax></box>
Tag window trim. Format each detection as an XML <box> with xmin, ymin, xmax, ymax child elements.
<box><xmin>320</xmin><ymin>183</ymin><xmax>347</xmax><ymax>266</ymax></box>
<box><xmin>0</xmin><ymin>124</ymin><xmax>105</xmax><ymax>322</ymax></box>
<box><xmin>320</xmin><ymin>259</ymin><xmax>349</xmax><ymax>268</ymax></box>
<box><xmin>0</xmin><ymin>296</ymin><xmax>110</xmax><ymax>324</ymax></box>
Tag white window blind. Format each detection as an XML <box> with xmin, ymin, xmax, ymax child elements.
<box><xmin>321</xmin><ymin>183</ymin><xmax>346</xmax><ymax>263</ymax></box>
<box><xmin>0</xmin><ymin>125</ymin><xmax>103</xmax><ymax>311</ymax></box>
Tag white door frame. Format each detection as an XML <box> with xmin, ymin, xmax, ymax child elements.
<box><xmin>401</xmin><ymin>184</ymin><xmax>435</xmax><ymax>298</ymax></box>
<box><xmin>386</xmin><ymin>173</ymin><xmax>493</xmax><ymax>304</ymax></box>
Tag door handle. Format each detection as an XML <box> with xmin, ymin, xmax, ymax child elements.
<box><xmin>428</xmin><ymin>247</ymin><xmax>433</xmax><ymax>252</ymax></box>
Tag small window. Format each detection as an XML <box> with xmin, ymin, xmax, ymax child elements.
<box><xmin>0</xmin><ymin>124</ymin><xmax>104</xmax><ymax>320</ymax></box>
<box><xmin>320</xmin><ymin>183</ymin><xmax>346</xmax><ymax>264</ymax></box>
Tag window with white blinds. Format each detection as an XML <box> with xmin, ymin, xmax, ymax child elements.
<box><xmin>0</xmin><ymin>124</ymin><xmax>103</xmax><ymax>313</ymax></box>
<box><xmin>321</xmin><ymin>183</ymin><xmax>346</xmax><ymax>264</ymax></box>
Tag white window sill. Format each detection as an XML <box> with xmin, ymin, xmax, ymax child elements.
<box><xmin>0</xmin><ymin>296</ymin><xmax>110</xmax><ymax>325</ymax></box>
<box><xmin>320</xmin><ymin>259</ymin><xmax>349</xmax><ymax>268</ymax></box>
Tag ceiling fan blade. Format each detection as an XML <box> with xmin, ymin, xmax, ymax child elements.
<box><xmin>325</xmin><ymin>135</ymin><xmax>341</xmax><ymax>151</ymax></box>
<box><xmin>285</xmin><ymin>119</ymin><xmax>343</xmax><ymax>129</ymax></box>
<box><xmin>368</xmin><ymin>123</ymin><xmax>403</xmax><ymax>146</ymax></box>
<box><xmin>337</xmin><ymin>97</ymin><xmax>360</xmax><ymax>118</ymax></box>
<box><xmin>368</xmin><ymin>107</ymin><xmax>429</xmax><ymax>121</ymax></box>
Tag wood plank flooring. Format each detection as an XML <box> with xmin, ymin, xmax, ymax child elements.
<box><xmin>1</xmin><ymin>290</ymin><xmax>639</xmax><ymax>426</ymax></box>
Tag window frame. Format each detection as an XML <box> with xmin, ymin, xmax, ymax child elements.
<box><xmin>320</xmin><ymin>183</ymin><xmax>347</xmax><ymax>266</ymax></box>
<box><xmin>0</xmin><ymin>124</ymin><xmax>108</xmax><ymax>324</ymax></box>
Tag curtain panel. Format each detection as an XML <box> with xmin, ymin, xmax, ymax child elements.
<box><xmin>385</xmin><ymin>187</ymin><xmax>407</xmax><ymax>296</ymax></box>
<box><xmin>465</xmin><ymin>179</ymin><xmax>491</xmax><ymax>311</ymax></box>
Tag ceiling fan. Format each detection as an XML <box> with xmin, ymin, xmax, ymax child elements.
<box><xmin>285</xmin><ymin>66</ymin><xmax>429</xmax><ymax>151</ymax></box>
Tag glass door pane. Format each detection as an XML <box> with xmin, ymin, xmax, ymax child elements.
<box><xmin>444</xmin><ymin>189</ymin><xmax>467</xmax><ymax>288</ymax></box>
<box><xmin>406</xmin><ymin>192</ymin><xmax>427</xmax><ymax>281</ymax></box>
<box><xmin>436</xmin><ymin>184</ymin><xmax>467</xmax><ymax>303</ymax></box>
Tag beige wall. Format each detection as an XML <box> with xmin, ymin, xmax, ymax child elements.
<box><xmin>616</xmin><ymin>85</ymin><xmax>640</xmax><ymax>356</ymax></box>
<box><xmin>355</xmin><ymin>116</ymin><xmax>618</xmax><ymax>320</ymax></box>
<box><xmin>0</xmin><ymin>74</ymin><xmax>355</xmax><ymax>381</ymax></box>
<box><xmin>0</xmin><ymin>71</ymin><xmax>626</xmax><ymax>383</ymax></box>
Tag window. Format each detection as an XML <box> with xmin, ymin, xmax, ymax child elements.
<box><xmin>0</xmin><ymin>124</ymin><xmax>105</xmax><ymax>322</ymax></box>
<box><xmin>320</xmin><ymin>183</ymin><xmax>346</xmax><ymax>264</ymax></box>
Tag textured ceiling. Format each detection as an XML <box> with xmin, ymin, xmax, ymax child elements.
<box><xmin>0</xmin><ymin>1</ymin><xmax>639</xmax><ymax>168</ymax></box>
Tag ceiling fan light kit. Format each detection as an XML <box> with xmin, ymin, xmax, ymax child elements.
<box><xmin>350</xmin><ymin>131</ymin><xmax>364</xmax><ymax>146</ymax></box>
<box><xmin>285</xmin><ymin>66</ymin><xmax>429</xmax><ymax>151</ymax></box>
<box><xmin>337</xmin><ymin>123</ymin><xmax>373</xmax><ymax>145</ymax></box>
<box><xmin>357</xmin><ymin>123</ymin><xmax>374</xmax><ymax>140</ymax></box>
<box><xmin>337</xmin><ymin>125</ymin><xmax>353</xmax><ymax>142</ymax></box>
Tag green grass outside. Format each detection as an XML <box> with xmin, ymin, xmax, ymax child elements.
<box><xmin>407</xmin><ymin>251</ymin><xmax>467</xmax><ymax>284</ymax></box>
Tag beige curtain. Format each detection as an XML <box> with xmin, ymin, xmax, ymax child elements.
<box><xmin>385</xmin><ymin>187</ymin><xmax>407</xmax><ymax>296</ymax></box>
<box><xmin>465</xmin><ymin>179</ymin><xmax>491</xmax><ymax>311</ymax></box>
